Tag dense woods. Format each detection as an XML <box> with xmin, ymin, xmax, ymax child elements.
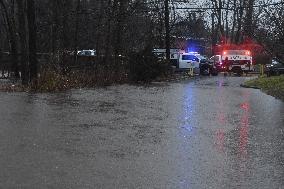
<box><xmin>0</xmin><ymin>0</ymin><xmax>283</xmax><ymax>86</ymax></box>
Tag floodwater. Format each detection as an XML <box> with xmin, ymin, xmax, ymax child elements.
<box><xmin>0</xmin><ymin>76</ymin><xmax>283</xmax><ymax>189</ymax></box>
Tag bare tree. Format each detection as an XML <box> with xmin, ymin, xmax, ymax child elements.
<box><xmin>0</xmin><ymin>0</ymin><xmax>19</xmax><ymax>78</ymax></box>
<box><xmin>243</xmin><ymin>0</ymin><xmax>255</xmax><ymax>38</ymax></box>
<box><xmin>16</xmin><ymin>0</ymin><xmax>28</xmax><ymax>84</ymax></box>
<box><xmin>164</xmin><ymin>0</ymin><xmax>170</xmax><ymax>63</ymax></box>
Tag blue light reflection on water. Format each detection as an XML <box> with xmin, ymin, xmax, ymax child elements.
<box><xmin>177</xmin><ymin>84</ymin><xmax>195</xmax><ymax>189</ymax></box>
<box><xmin>180</xmin><ymin>84</ymin><xmax>195</xmax><ymax>135</ymax></box>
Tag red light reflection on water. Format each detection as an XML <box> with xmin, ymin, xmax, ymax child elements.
<box><xmin>216</xmin><ymin>129</ymin><xmax>225</xmax><ymax>152</ymax></box>
<box><xmin>217</xmin><ymin>112</ymin><xmax>227</xmax><ymax>125</ymax></box>
<box><xmin>215</xmin><ymin>95</ymin><xmax>227</xmax><ymax>152</ymax></box>
<box><xmin>240</xmin><ymin>102</ymin><xmax>250</xmax><ymax>111</ymax></box>
<box><xmin>239</xmin><ymin>102</ymin><xmax>250</xmax><ymax>158</ymax></box>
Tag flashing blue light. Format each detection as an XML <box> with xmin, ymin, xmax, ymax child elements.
<box><xmin>189</xmin><ymin>51</ymin><xmax>199</xmax><ymax>54</ymax></box>
<box><xmin>187</xmin><ymin>47</ymin><xmax>198</xmax><ymax>54</ymax></box>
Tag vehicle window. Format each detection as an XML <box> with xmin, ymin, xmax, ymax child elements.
<box><xmin>214</xmin><ymin>56</ymin><xmax>220</xmax><ymax>62</ymax></box>
<box><xmin>182</xmin><ymin>55</ymin><xmax>192</xmax><ymax>60</ymax></box>
<box><xmin>85</xmin><ymin>51</ymin><xmax>91</xmax><ymax>56</ymax></box>
<box><xmin>182</xmin><ymin>55</ymin><xmax>198</xmax><ymax>61</ymax></box>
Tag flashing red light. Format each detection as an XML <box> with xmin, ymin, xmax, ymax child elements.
<box><xmin>223</xmin><ymin>51</ymin><xmax>227</xmax><ymax>55</ymax></box>
<box><xmin>246</xmin><ymin>51</ymin><xmax>251</xmax><ymax>55</ymax></box>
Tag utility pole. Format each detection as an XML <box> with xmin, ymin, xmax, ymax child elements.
<box><xmin>164</xmin><ymin>0</ymin><xmax>170</xmax><ymax>64</ymax></box>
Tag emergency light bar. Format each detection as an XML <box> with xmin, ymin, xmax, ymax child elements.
<box><xmin>222</xmin><ymin>50</ymin><xmax>252</xmax><ymax>56</ymax></box>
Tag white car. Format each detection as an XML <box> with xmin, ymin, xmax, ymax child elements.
<box><xmin>77</xmin><ymin>50</ymin><xmax>96</xmax><ymax>56</ymax></box>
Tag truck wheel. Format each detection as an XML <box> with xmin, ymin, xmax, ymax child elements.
<box><xmin>200</xmin><ymin>67</ymin><xmax>205</xmax><ymax>75</ymax></box>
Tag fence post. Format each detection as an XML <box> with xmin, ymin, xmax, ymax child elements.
<box><xmin>260</xmin><ymin>64</ymin><xmax>264</xmax><ymax>76</ymax></box>
<box><xmin>187</xmin><ymin>67</ymin><xmax>193</xmax><ymax>77</ymax></box>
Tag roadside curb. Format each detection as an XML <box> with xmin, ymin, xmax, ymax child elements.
<box><xmin>240</xmin><ymin>84</ymin><xmax>261</xmax><ymax>89</ymax></box>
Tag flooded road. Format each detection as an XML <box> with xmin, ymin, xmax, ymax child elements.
<box><xmin>0</xmin><ymin>76</ymin><xmax>283</xmax><ymax>189</ymax></box>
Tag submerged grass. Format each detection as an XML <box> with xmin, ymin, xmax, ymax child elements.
<box><xmin>244</xmin><ymin>75</ymin><xmax>284</xmax><ymax>101</ymax></box>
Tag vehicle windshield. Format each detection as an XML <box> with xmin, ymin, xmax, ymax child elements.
<box><xmin>182</xmin><ymin>55</ymin><xmax>199</xmax><ymax>61</ymax></box>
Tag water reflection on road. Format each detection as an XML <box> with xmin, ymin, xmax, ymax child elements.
<box><xmin>0</xmin><ymin>76</ymin><xmax>283</xmax><ymax>189</ymax></box>
<box><xmin>181</xmin><ymin>83</ymin><xmax>195</xmax><ymax>134</ymax></box>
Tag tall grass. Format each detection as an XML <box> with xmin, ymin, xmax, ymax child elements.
<box><xmin>245</xmin><ymin>75</ymin><xmax>284</xmax><ymax>100</ymax></box>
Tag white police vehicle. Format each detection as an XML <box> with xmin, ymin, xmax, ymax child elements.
<box><xmin>152</xmin><ymin>49</ymin><xmax>201</xmax><ymax>73</ymax></box>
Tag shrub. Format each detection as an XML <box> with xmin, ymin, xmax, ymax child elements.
<box><xmin>128</xmin><ymin>50</ymin><xmax>169</xmax><ymax>82</ymax></box>
<box><xmin>36</xmin><ymin>60</ymin><xmax>129</xmax><ymax>92</ymax></box>
<box><xmin>36</xmin><ymin>64</ymin><xmax>70</xmax><ymax>92</ymax></box>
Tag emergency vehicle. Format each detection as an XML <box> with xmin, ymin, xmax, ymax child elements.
<box><xmin>152</xmin><ymin>49</ymin><xmax>201</xmax><ymax>73</ymax></box>
<box><xmin>209</xmin><ymin>50</ymin><xmax>253</xmax><ymax>75</ymax></box>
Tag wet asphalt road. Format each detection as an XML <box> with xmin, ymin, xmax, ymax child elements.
<box><xmin>0</xmin><ymin>76</ymin><xmax>283</xmax><ymax>189</ymax></box>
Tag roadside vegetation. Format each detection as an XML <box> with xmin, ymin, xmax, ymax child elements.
<box><xmin>244</xmin><ymin>75</ymin><xmax>284</xmax><ymax>101</ymax></box>
<box><xmin>0</xmin><ymin>51</ymin><xmax>171</xmax><ymax>92</ymax></box>
<box><xmin>36</xmin><ymin>52</ymin><xmax>169</xmax><ymax>92</ymax></box>
<box><xmin>1</xmin><ymin>1</ymin><xmax>284</xmax><ymax>92</ymax></box>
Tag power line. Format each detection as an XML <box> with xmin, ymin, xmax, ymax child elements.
<box><xmin>175</xmin><ymin>2</ymin><xmax>284</xmax><ymax>11</ymax></box>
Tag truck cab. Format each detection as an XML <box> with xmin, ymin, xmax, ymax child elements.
<box><xmin>152</xmin><ymin>49</ymin><xmax>201</xmax><ymax>73</ymax></box>
<box><xmin>178</xmin><ymin>53</ymin><xmax>199</xmax><ymax>70</ymax></box>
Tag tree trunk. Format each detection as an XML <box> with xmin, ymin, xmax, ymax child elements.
<box><xmin>73</xmin><ymin>0</ymin><xmax>80</xmax><ymax>64</ymax></box>
<box><xmin>16</xmin><ymin>0</ymin><xmax>29</xmax><ymax>85</ymax></box>
<box><xmin>244</xmin><ymin>0</ymin><xmax>255</xmax><ymax>38</ymax></box>
<box><xmin>211</xmin><ymin>0</ymin><xmax>224</xmax><ymax>42</ymax></box>
<box><xmin>95</xmin><ymin>1</ymin><xmax>104</xmax><ymax>57</ymax></box>
<box><xmin>211</xmin><ymin>13</ymin><xmax>217</xmax><ymax>52</ymax></box>
<box><xmin>27</xmin><ymin>0</ymin><xmax>38</xmax><ymax>82</ymax></box>
<box><xmin>0</xmin><ymin>0</ymin><xmax>19</xmax><ymax>78</ymax></box>
<box><xmin>51</xmin><ymin>0</ymin><xmax>57</xmax><ymax>54</ymax></box>
<box><xmin>225</xmin><ymin>0</ymin><xmax>230</xmax><ymax>42</ymax></box>
<box><xmin>104</xmin><ymin>0</ymin><xmax>112</xmax><ymax>64</ymax></box>
<box><xmin>230</xmin><ymin>0</ymin><xmax>237</xmax><ymax>41</ymax></box>
<box><xmin>235</xmin><ymin>0</ymin><xmax>245</xmax><ymax>43</ymax></box>
<box><xmin>164</xmin><ymin>0</ymin><xmax>170</xmax><ymax>63</ymax></box>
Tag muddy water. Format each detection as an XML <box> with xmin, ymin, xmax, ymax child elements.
<box><xmin>0</xmin><ymin>76</ymin><xmax>283</xmax><ymax>188</ymax></box>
